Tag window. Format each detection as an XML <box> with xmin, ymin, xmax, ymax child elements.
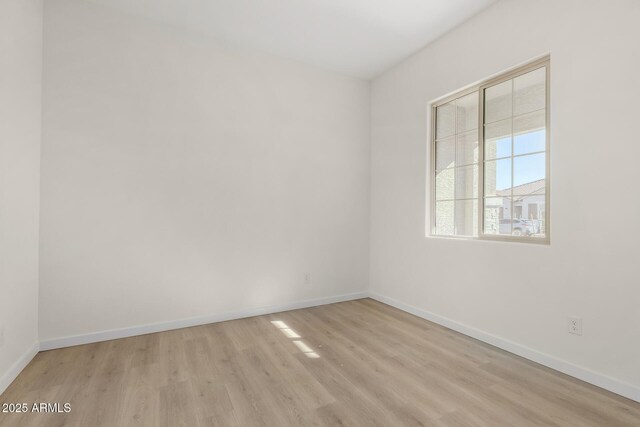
<box><xmin>430</xmin><ymin>57</ymin><xmax>549</xmax><ymax>242</ymax></box>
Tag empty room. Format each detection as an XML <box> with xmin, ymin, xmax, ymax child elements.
<box><xmin>1</xmin><ymin>0</ymin><xmax>640</xmax><ymax>425</ymax></box>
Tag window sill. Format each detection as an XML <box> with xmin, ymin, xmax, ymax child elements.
<box><xmin>425</xmin><ymin>234</ymin><xmax>550</xmax><ymax>245</ymax></box>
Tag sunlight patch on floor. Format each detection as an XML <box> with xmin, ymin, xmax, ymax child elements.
<box><xmin>271</xmin><ymin>320</ymin><xmax>320</xmax><ymax>358</ymax></box>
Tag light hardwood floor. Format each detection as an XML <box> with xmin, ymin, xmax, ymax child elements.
<box><xmin>1</xmin><ymin>298</ymin><xmax>640</xmax><ymax>426</ymax></box>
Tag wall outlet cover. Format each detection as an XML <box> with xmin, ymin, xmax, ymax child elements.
<box><xmin>568</xmin><ymin>317</ymin><xmax>582</xmax><ymax>336</ymax></box>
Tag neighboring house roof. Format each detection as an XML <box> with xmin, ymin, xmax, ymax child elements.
<box><xmin>496</xmin><ymin>179</ymin><xmax>545</xmax><ymax>199</ymax></box>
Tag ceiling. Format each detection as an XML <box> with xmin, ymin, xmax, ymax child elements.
<box><xmin>84</xmin><ymin>0</ymin><xmax>496</xmax><ymax>79</ymax></box>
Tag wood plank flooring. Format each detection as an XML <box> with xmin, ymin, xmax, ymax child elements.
<box><xmin>1</xmin><ymin>298</ymin><xmax>639</xmax><ymax>426</ymax></box>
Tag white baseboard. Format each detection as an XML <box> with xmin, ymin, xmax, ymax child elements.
<box><xmin>367</xmin><ymin>291</ymin><xmax>640</xmax><ymax>403</ymax></box>
<box><xmin>39</xmin><ymin>291</ymin><xmax>368</xmax><ymax>351</ymax></box>
<box><xmin>0</xmin><ymin>342</ymin><xmax>39</xmax><ymax>396</ymax></box>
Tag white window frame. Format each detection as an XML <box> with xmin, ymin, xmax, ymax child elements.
<box><xmin>429</xmin><ymin>56</ymin><xmax>550</xmax><ymax>244</ymax></box>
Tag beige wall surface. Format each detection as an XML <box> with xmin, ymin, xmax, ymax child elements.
<box><xmin>0</xmin><ymin>0</ymin><xmax>42</xmax><ymax>392</ymax></box>
<box><xmin>39</xmin><ymin>0</ymin><xmax>370</xmax><ymax>342</ymax></box>
<box><xmin>370</xmin><ymin>0</ymin><xmax>640</xmax><ymax>393</ymax></box>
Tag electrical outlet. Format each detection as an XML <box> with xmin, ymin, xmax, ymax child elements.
<box><xmin>304</xmin><ymin>273</ymin><xmax>311</xmax><ymax>285</ymax></box>
<box><xmin>568</xmin><ymin>317</ymin><xmax>582</xmax><ymax>335</ymax></box>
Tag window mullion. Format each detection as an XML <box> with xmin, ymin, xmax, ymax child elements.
<box><xmin>452</xmin><ymin>99</ymin><xmax>458</xmax><ymax>235</ymax></box>
<box><xmin>478</xmin><ymin>88</ymin><xmax>485</xmax><ymax>238</ymax></box>
<box><xmin>510</xmin><ymin>79</ymin><xmax>515</xmax><ymax>234</ymax></box>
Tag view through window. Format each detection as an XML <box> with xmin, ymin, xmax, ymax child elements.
<box><xmin>431</xmin><ymin>58</ymin><xmax>549</xmax><ymax>242</ymax></box>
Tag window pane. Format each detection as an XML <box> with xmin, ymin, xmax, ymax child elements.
<box><xmin>484</xmin><ymin>80</ymin><xmax>512</xmax><ymax>123</ymax></box>
<box><xmin>435</xmin><ymin>201</ymin><xmax>454</xmax><ymax>235</ymax></box>
<box><xmin>514</xmin><ymin>67</ymin><xmax>546</xmax><ymax>116</ymax></box>
<box><xmin>435</xmin><ymin>168</ymin><xmax>454</xmax><ymax>200</ymax></box>
<box><xmin>456</xmin><ymin>131</ymin><xmax>478</xmax><ymax>166</ymax></box>
<box><xmin>524</xmin><ymin>199</ymin><xmax>547</xmax><ymax>236</ymax></box>
<box><xmin>455</xmin><ymin>165</ymin><xmax>478</xmax><ymax>200</ymax></box>
<box><xmin>456</xmin><ymin>92</ymin><xmax>478</xmax><ymax>133</ymax></box>
<box><xmin>513</xmin><ymin>178</ymin><xmax>545</xmax><ymax>197</ymax></box>
<box><xmin>484</xmin><ymin>158</ymin><xmax>511</xmax><ymax>197</ymax></box>
<box><xmin>436</xmin><ymin>102</ymin><xmax>455</xmax><ymax>139</ymax></box>
<box><xmin>484</xmin><ymin>197</ymin><xmax>512</xmax><ymax>235</ymax></box>
<box><xmin>510</xmin><ymin>218</ymin><xmax>530</xmax><ymax>236</ymax></box>
<box><xmin>485</xmin><ymin>119</ymin><xmax>511</xmax><ymax>160</ymax></box>
<box><xmin>436</xmin><ymin>137</ymin><xmax>455</xmax><ymax>170</ymax></box>
<box><xmin>455</xmin><ymin>200</ymin><xmax>477</xmax><ymax>236</ymax></box>
<box><xmin>482</xmin><ymin>62</ymin><xmax>548</xmax><ymax>240</ymax></box>
<box><xmin>513</xmin><ymin>152</ymin><xmax>545</xmax><ymax>188</ymax></box>
<box><xmin>514</xmin><ymin>110</ymin><xmax>545</xmax><ymax>155</ymax></box>
<box><xmin>432</xmin><ymin>90</ymin><xmax>480</xmax><ymax>237</ymax></box>
<box><xmin>515</xmin><ymin>196</ymin><xmax>545</xmax><ymax>236</ymax></box>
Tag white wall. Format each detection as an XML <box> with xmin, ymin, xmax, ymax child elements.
<box><xmin>39</xmin><ymin>0</ymin><xmax>370</xmax><ymax>342</ymax></box>
<box><xmin>0</xmin><ymin>0</ymin><xmax>42</xmax><ymax>392</ymax></box>
<box><xmin>370</xmin><ymin>0</ymin><xmax>640</xmax><ymax>396</ymax></box>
